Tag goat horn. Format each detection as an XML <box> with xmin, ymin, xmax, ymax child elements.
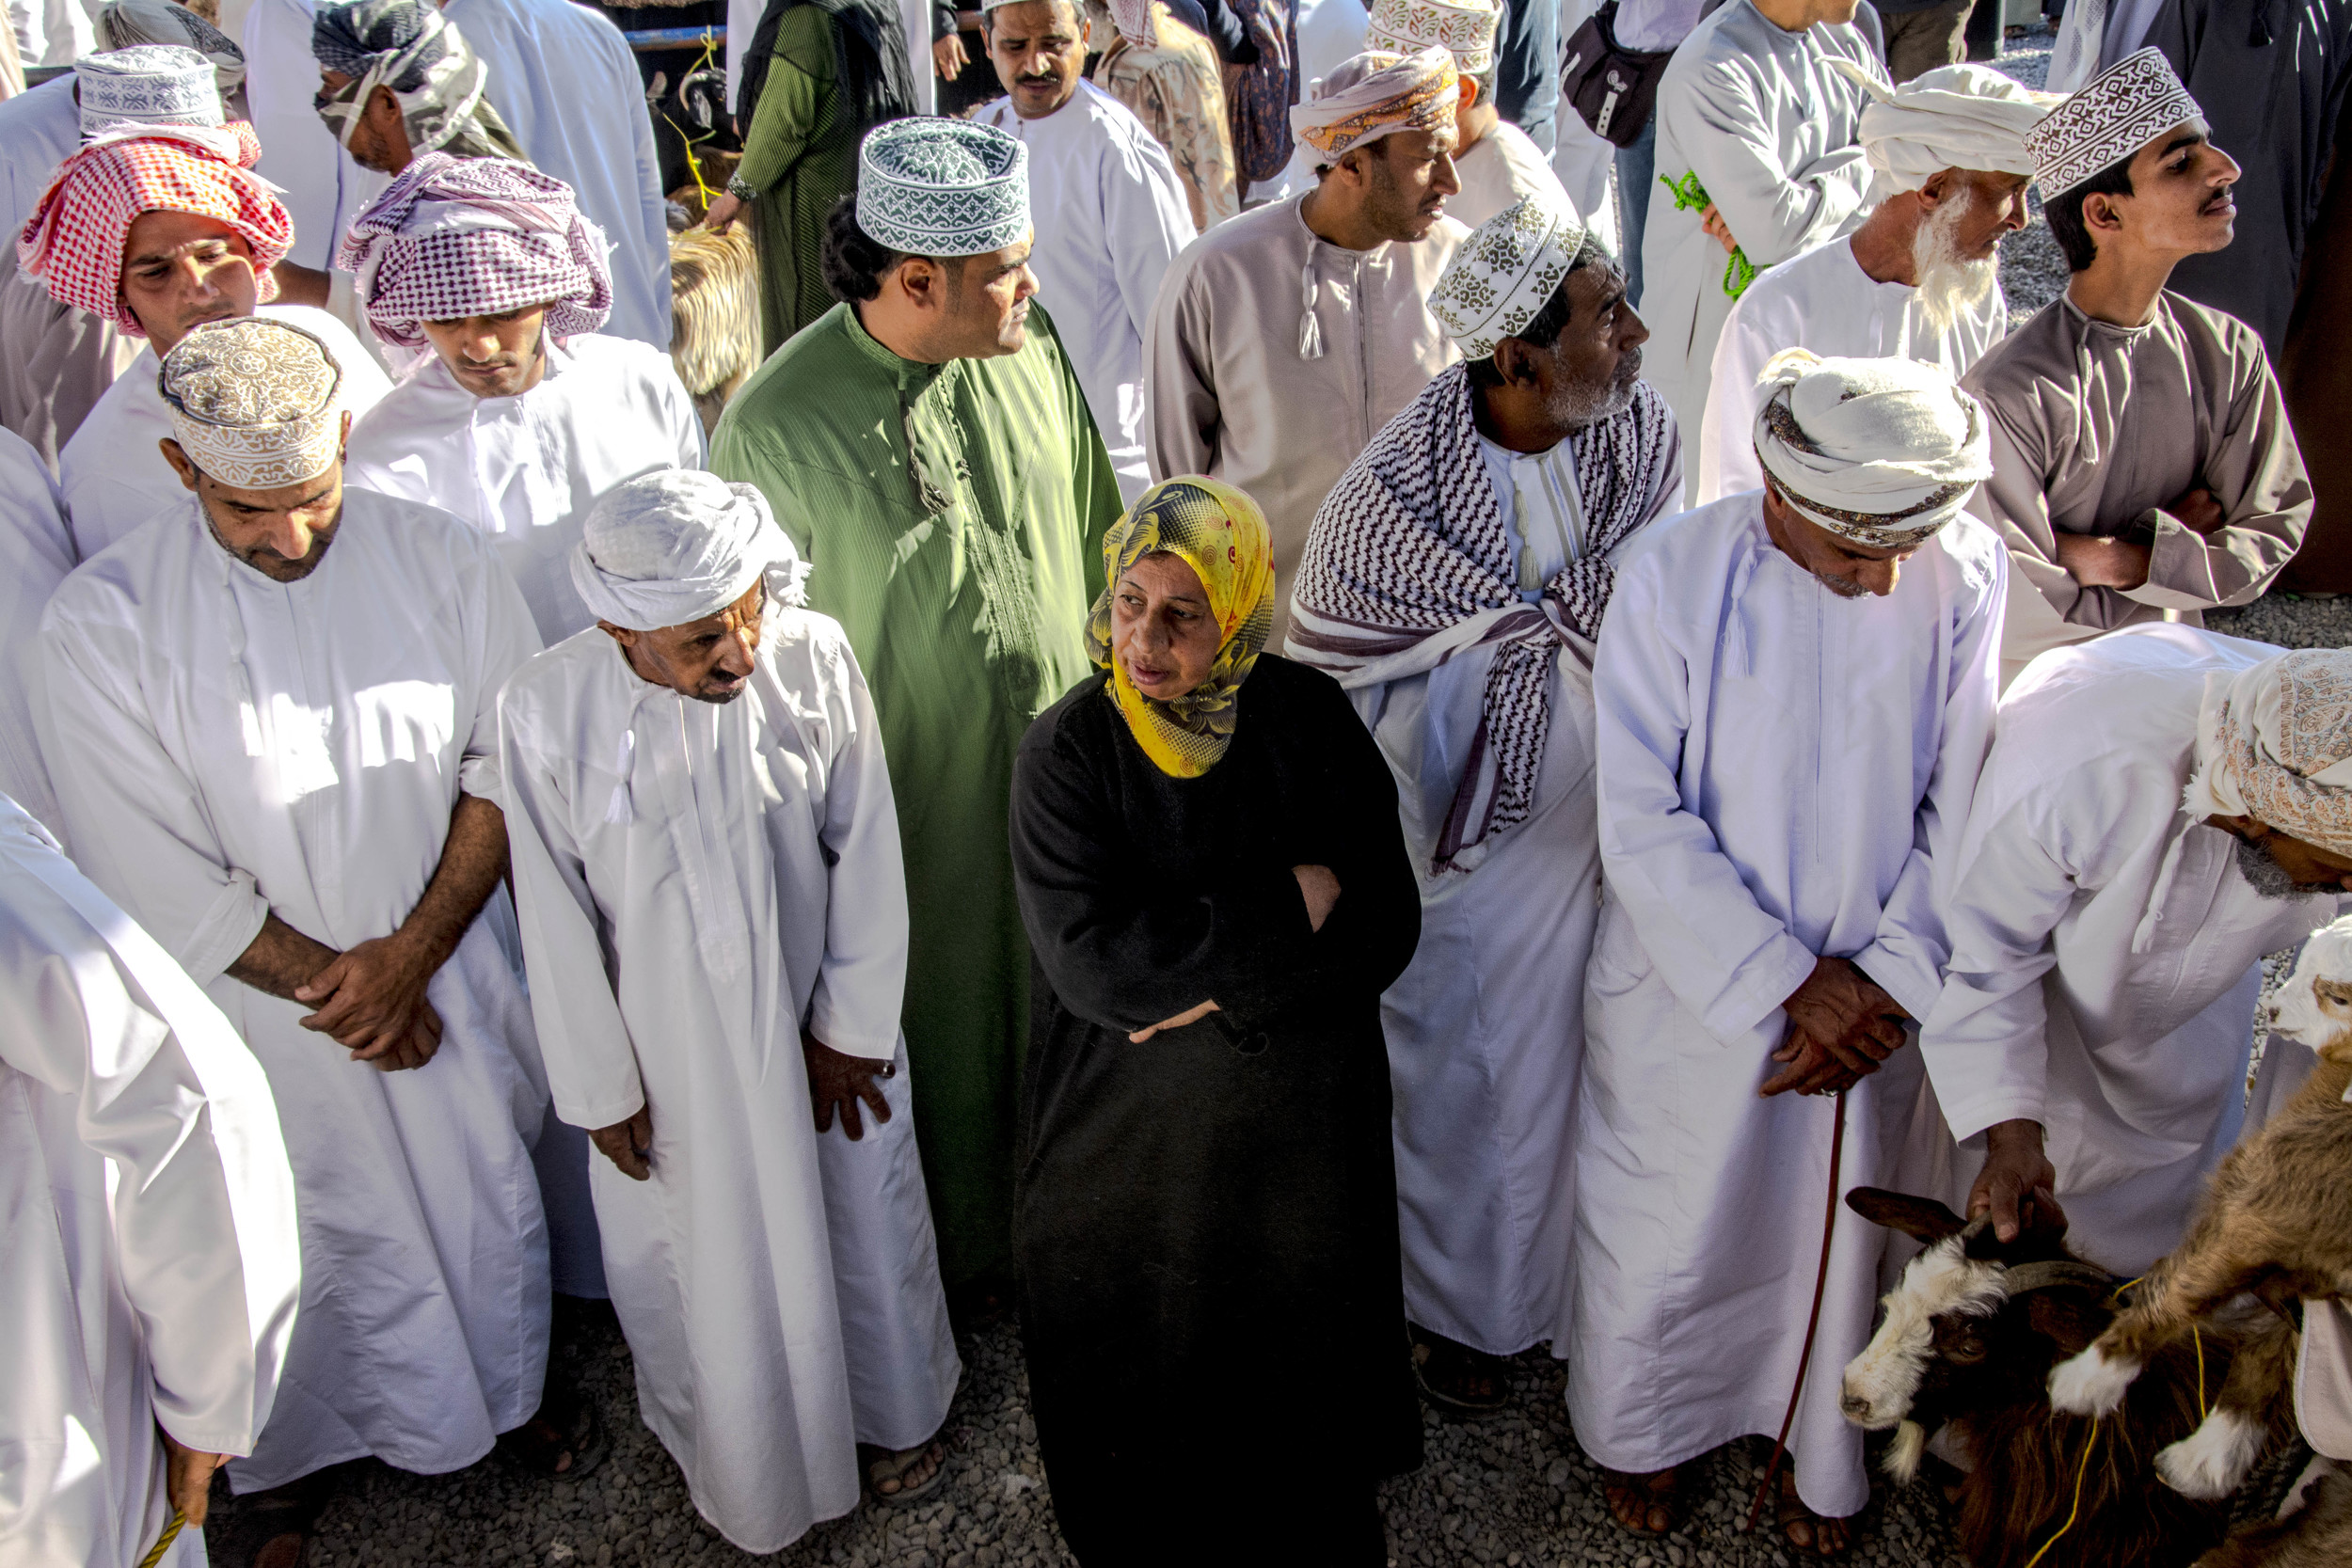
<box><xmin>2000</xmin><ymin>1261</ymin><xmax>2122</xmax><ymax>1298</ymax></box>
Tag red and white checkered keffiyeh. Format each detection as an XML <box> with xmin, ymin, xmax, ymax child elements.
<box><xmin>335</xmin><ymin>151</ymin><xmax>612</xmax><ymax>351</ymax></box>
<box><xmin>16</xmin><ymin>122</ymin><xmax>290</xmax><ymax>335</ymax></box>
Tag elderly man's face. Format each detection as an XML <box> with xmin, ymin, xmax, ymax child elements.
<box><xmin>1517</xmin><ymin>261</ymin><xmax>1645</xmax><ymax>432</ymax></box>
<box><xmin>316</xmin><ymin>71</ymin><xmax>414</xmax><ymax>175</ymax></box>
<box><xmin>604</xmin><ymin>580</ymin><xmax>766</xmax><ymax>704</ymax></box>
<box><xmin>421</xmin><ymin>305</ymin><xmax>551</xmax><ymax>399</ymax></box>
<box><xmin>1931</xmin><ymin>169</ymin><xmax>2032</xmax><ymax>261</ymax></box>
<box><xmin>987</xmin><ymin>0</ymin><xmax>1087</xmax><ymax>119</ymax></box>
<box><xmin>1761</xmin><ymin>483</ymin><xmax>1918</xmax><ymax>599</ymax></box>
<box><xmin>161</xmin><ymin>418</ymin><xmax>354</xmax><ymax>583</ymax></box>
<box><xmin>2208</xmin><ymin>815</ymin><xmax>2352</xmax><ymax>895</ymax></box>
<box><xmin>2090</xmin><ymin>119</ymin><xmax>2240</xmax><ymax>260</ymax></box>
<box><xmin>120</xmin><ymin>209</ymin><xmax>260</xmax><ymax>354</ymax></box>
<box><xmin>1343</xmin><ymin>125</ymin><xmax>1461</xmax><ymax>243</ymax></box>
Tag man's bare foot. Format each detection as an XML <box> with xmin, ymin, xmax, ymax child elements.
<box><xmin>863</xmin><ymin>1438</ymin><xmax>946</xmax><ymax>1505</ymax></box>
<box><xmin>1777</xmin><ymin>1465</ymin><xmax>1851</xmax><ymax>1556</ymax></box>
<box><xmin>1602</xmin><ymin>1466</ymin><xmax>1679</xmax><ymax>1536</ymax></box>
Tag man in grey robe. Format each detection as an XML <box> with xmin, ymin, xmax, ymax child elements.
<box><xmin>1961</xmin><ymin>48</ymin><xmax>2311</xmax><ymax>682</ymax></box>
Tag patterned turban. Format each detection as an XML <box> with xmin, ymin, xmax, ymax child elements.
<box><xmin>2025</xmin><ymin>47</ymin><xmax>2202</xmax><ymax>197</ymax></box>
<box><xmin>1751</xmin><ymin>349</ymin><xmax>1992</xmax><ymax>548</ymax></box>
<box><xmin>96</xmin><ymin>0</ymin><xmax>246</xmax><ymax>95</ymax></box>
<box><xmin>1289</xmin><ymin>47</ymin><xmax>1459</xmax><ymax>164</ymax></box>
<box><xmin>1830</xmin><ymin>58</ymin><xmax>2058</xmax><ymax>192</ymax></box>
<box><xmin>1429</xmin><ymin>193</ymin><xmax>1587</xmax><ymax>358</ymax></box>
<box><xmin>1084</xmin><ymin>475</ymin><xmax>1274</xmax><ymax>778</ymax></box>
<box><xmin>1363</xmin><ymin>0</ymin><xmax>1499</xmax><ymax>79</ymax></box>
<box><xmin>573</xmin><ymin>470</ymin><xmax>810</xmax><ymax>631</ymax></box>
<box><xmin>335</xmin><ymin>152</ymin><xmax>612</xmax><ymax>350</ymax></box>
<box><xmin>74</xmin><ymin>44</ymin><xmax>222</xmax><ymax>137</ymax></box>
<box><xmin>16</xmin><ymin>123</ymin><xmax>290</xmax><ymax>335</ymax></box>
<box><xmin>310</xmin><ymin>0</ymin><xmax>518</xmax><ymax>162</ymax></box>
<box><xmin>2183</xmin><ymin>650</ymin><xmax>2352</xmax><ymax>858</ymax></box>
<box><xmin>160</xmin><ymin>316</ymin><xmax>345</xmax><ymax>489</ymax></box>
<box><xmin>857</xmin><ymin>118</ymin><xmax>1030</xmax><ymax>259</ymax></box>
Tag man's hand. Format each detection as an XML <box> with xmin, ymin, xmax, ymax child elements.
<box><xmin>592</xmin><ymin>1103</ymin><xmax>654</xmax><ymax>1180</ymax></box>
<box><xmin>1700</xmin><ymin>202</ymin><xmax>1739</xmax><ymax>255</ymax></box>
<box><xmin>294</xmin><ymin>932</ymin><xmax>445</xmax><ymax>1069</ymax></box>
<box><xmin>701</xmin><ymin>190</ymin><xmax>745</xmax><ymax>232</ymax></box>
<box><xmin>1760</xmin><ymin>957</ymin><xmax>1910</xmax><ymax>1097</ymax></box>
<box><xmin>158</xmin><ymin>1427</ymin><xmax>226</xmax><ymax>1528</ymax></box>
<box><xmin>1293</xmin><ymin>863</ymin><xmax>1341</xmax><ymax>932</ymax></box>
<box><xmin>1967</xmin><ymin>1118</ymin><xmax>2058</xmax><ymax>1242</ymax></box>
<box><xmin>2050</xmin><ymin>531</ymin><xmax>2153</xmax><ymax>591</ymax></box>
<box><xmin>932</xmin><ymin>31</ymin><xmax>968</xmax><ymax>78</ymax></box>
<box><xmin>1129</xmin><ymin>999</ymin><xmax>1219</xmax><ymax>1044</ymax></box>
<box><xmin>805</xmin><ymin>1034</ymin><xmax>893</xmax><ymax>1139</ymax></box>
<box><xmin>2164</xmin><ymin>486</ymin><xmax>2225</xmax><ymax>535</ymax></box>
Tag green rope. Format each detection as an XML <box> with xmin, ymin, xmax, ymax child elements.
<box><xmin>1659</xmin><ymin>171</ymin><xmax>1761</xmax><ymax>299</ymax></box>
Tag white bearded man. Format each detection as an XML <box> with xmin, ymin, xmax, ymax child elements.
<box><xmin>18</xmin><ymin>118</ymin><xmax>389</xmax><ymax>562</ymax></box>
<box><xmin>1638</xmin><ymin>0</ymin><xmax>1884</xmax><ymax>507</ymax></box>
<box><xmin>1289</xmin><ymin>193</ymin><xmax>1679</xmax><ymax>1416</ymax></box>
<box><xmin>1920</xmin><ymin>634</ymin><xmax>2352</xmax><ymax>1276</ymax></box>
<box><xmin>342</xmin><ymin>153</ymin><xmax>706</xmax><ymax>645</ymax></box>
<box><xmin>973</xmin><ymin>0</ymin><xmax>1196</xmax><ymax>502</ymax></box>
<box><xmin>499</xmin><ymin>471</ymin><xmax>961</xmax><ymax>1549</ymax></box>
<box><xmin>1572</xmin><ymin>350</ymin><xmax>2004</xmax><ymax>1554</ymax></box>
<box><xmin>1696</xmin><ymin>62</ymin><xmax>2058</xmax><ymax>504</ymax></box>
<box><xmin>1360</xmin><ymin>0</ymin><xmax>1565</xmax><ymax>230</ymax></box>
<box><xmin>38</xmin><ymin>318</ymin><xmax>587</xmax><ymax>1560</ymax></box>
<box><xmin>0</xmin><ymin>794</ymin><xmax>299</xmax><ymax>1568</ymax></box>
<box><xmin>1145</xmin><ymin>46</ymin><xmax>1468</xmax><ymax>637</ymax></box>
<box><xmin>1962</xmin><ymin>50</ymin><xmax>2311</xmax><ymax>684</ymax></box>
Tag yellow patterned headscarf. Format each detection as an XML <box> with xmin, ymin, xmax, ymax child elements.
<box><xmin>1085</xmin><ymin>476</ymin><xmax>1275</xmax><ymax>778</ymax></box>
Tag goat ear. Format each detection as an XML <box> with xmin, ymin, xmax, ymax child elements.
<box><xmin>1846</xmin><ymin>1185</ymin><xmax>1966</xmax><ymax>1243</ymax></box>
<box><xmin>2024</xmin><ymin>1291</ymin><xmax>2105</xmax><ymax>1354</ymax></box>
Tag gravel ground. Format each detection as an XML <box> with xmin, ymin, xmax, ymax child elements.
<box><xmin>213</xmin><ymin>28</ymin><xmax>2352</xmax><ymax>1568</ymax></box>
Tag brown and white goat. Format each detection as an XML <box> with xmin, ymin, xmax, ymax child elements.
<box><xmin>2047</xmin><ymin>916</ymin><xmax>2352</xmax><ymax>1502</ymax></box>
<box><xmin>1841</xmin><ymin>1186</ymin><xmax>2233</xmax><ymax>1568</ymax></box>
<box><xmin>665</xmin><ymin>224</ymin><xmax>760</xmax><ymax>438</ymax></box>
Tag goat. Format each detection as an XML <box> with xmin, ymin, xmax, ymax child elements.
<box><xmin>2196</xmin><ymin>1463</ymin><xmax>2352</xmax><ymax>1567</ymax></box>
<box><xmin>665</xmin><ymin>223</ymin><xmax>761</xmax><ymax>439</ymax></box>
<box><xmin>1841</xmin><ymin>1185</ymin><xmax>2233</xmax><ymax>1567</ymax></box>
<box><xmin>2048</xmin><ymin>915</ymin><xmax>2352</xmax><ymax>1503</ymax></box>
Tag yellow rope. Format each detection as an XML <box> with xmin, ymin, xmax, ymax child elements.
<box><xmin>2022</xmin><ymin>1418</ymin><xmax>2099</xmax><ymax>1568</ymax></box>
<box><xmin>2193</xmin><ymin>1323</ymin><xmax>2208</xmax><ymax>1420</ymax></box>
<box><xmin>135</xmin><ymin>1510</ymin><xmax>184</xmax><ymax>1568</ymax></box>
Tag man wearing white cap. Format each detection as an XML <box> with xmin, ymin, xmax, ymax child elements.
<box><xmin>1695</xmin><ymin>62</ymin><xmax>2057</xmax><ymax>504</ymax></box>
<box><xmin>342</xmin><ymin>153</ymin><xmax>706</xmax><ymax>646</ymax></box>
<box><xmin>1145</xmin><ymin>46</ymin><xmax>1467</xmax><ymax>640</ymax></box>
<box><xmin>1921</xmin><ymin>633</ymin><xmax>2348</xmax><ymax>1287</ymax></box>
<box><xmin>1962</xmin><ymin>49</ymin><xmax>2310</xmax><ymax>683</ymax></box>
<box><xmin>711</xmin><ymin>119</ymin><xmax>1120</xmax><ymax>1291</ymax></box>
<box><xmin>1572</xmin><ymin>350</ymin><xmax>2004</xmax><ymax>1550</ymax></box>
<box><xmin>1360</xmin><ymin>0</ymin><xmax>1560</xmax><ymax>230</ymax></box>
<box><xmin>1290</xmin><ymin>193</ymin><xmax>1678</xmax><ymax>1418</ymax></box>
<box><xmin>1639</xmin><ymin>0</ymin><xmax>1884</xmax><ymax>508</ymax></box>
<box><xmin>974</xmin><ymin>0</ymin><xmax>1195</xmax><ymax>502</ymax></box>
<box><xmin>0</xmin><ymin>794</ymin><xmax>300</xmax><ymax>1568</ymax></box>
<box><xmin>40</xmin><ymin>318</ymin><xmax>580</xmax><ymax>1544</ymax></box>
<box><xmin>501</xmin><ymin>471</ymin><xmax>961</xmax><ymax>1544</ymax></box>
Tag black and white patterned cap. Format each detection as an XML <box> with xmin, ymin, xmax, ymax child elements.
<box><xmin>1428</xmin><ymin>193</ymin><xmax>1586</xmax><ymax>359</ymax></box>
<box><xmin>2024</xmin><ymin>47</ymin><xmax>2202</xmax><ymax>197</ymax></box>
<box><xmin>159</xmin><ymin>317</ymin><xmax>344</xmax><ymax>489</ymax></box>
<box><xmin>74</xmin><ymin>45</ymin><xmax>222</xmax><ymax>136</ymax></box>
<box><xmin>856</xmin><ymin>118</ymin><xmax>1030</xmax><ymax>259</ymax></box>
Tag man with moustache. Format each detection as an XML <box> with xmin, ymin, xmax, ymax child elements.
<box><xmin>1963</xmin><ymin>50</ymin><xmax>2312</xmax><ymax>681</ymax></box>
<box><xmin>710</xmin><ymin>119</ymin><xmax>1120</xmax><ymax>1292</ymax></box>
<box><xmin>1145</xmin><ymin>46</ymin><xmax>1468</xmax><ymax>638</ymax></box>
<box><xmin>1696</xmin><ymin>63</ymin><xmax>2058</xmax><ymax>504</ymax></box>
<box><xmin>1288</xmin><ymin>194</ymin><xmax>1680</xmax><ymax>1418</ymax></box>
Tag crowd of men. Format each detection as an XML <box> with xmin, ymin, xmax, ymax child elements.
<box><xmin>4</xmin><ymin>0</ymin><xmax>2350</xmax><ymax>1562</ymax></box>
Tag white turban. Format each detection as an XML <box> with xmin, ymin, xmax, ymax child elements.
<box><xmin>1830</xmin><ymin>59</ymin><xmax>2058</xmax><ymax>194</ymax></box>
<box><xmin>1751</xmin><ymin>349</ymin><xmax>1993</xmax><ymax>548</ymax></box>
<box><xmin>2183</xmin><ymin>649</ymin><xmax>2352</xmax><ymax>857</ymax></box>
<box><xmin>571</xmin><ymin>471</ymin><xmax>811</xmax><ymax>631</ymax></box>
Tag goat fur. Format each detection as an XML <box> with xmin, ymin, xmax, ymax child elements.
<box><xmin>665</xmin><ymin>224</ymin><xmax>760</xmax><ymax>438</ymax></box>
<box><xmin>2194</xmin><ymin>1463</ymin><xmax>2352</xmax><ymax>1568</ymax></box>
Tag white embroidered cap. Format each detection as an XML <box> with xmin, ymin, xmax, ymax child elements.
<box><xmin>856</xmin><ymin>118</ymin><xmax>1030</xmax><ymax>258</ymax></box>
<box><xmin>1363</xmin><ymin>0</ymin><xmax>1500</xmax><ymax>77</ymax></box>
<box><xmin>2023</xmin><ymin>46</ymin><xmax>2203</xmax><ymax>197</ymax></box>
<box><xmin>159</xmin><ymin>317</ymin><xmax>344</xmax><ymax>489</ymax></box>
<box><xmin>1427</xmin><ymin>193</ymin><xmax>1588</xmax><ymax>359</ymax></box>
<box><xmin>74</xmin><ymin>44</ymin><xmax>223</xmax><ymax>136</ymax></box>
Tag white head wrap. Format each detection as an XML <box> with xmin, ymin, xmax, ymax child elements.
<box><xmin>160</xmin><ymin>317</ymin><xmax>344</xmax><ymax>489</ymax></box>
<box><xmin>74</xmin><ymin>44</ymin><xmax>223</xmax><ymax>136</ymax></box>
<box><xmin>1363</xmin><ymin>0</ymin><xmax>1499</xmax><ymax>77</ymax></box>
<box><xmin>1428</xmin><ymin>193</ymin><xmax>1588</xmax><ymax>357</ymax></box>
<box><xmin>1829</xmin><ymin>58</ymin><xmax>2058</xmax><ymax>193</ymax></box>
<box><xmin>1289</xmin><ymin>47</ymin><xmax>1459</xmax><ymax>164</ymax></box>
<box><xmin>2182</xmin><ymin>649</ymin><xmax>2352</xmax><ymax>857</ymax></box>
<box><xmin>856</xmin><ymin>118</ymin><xmax>1030</xmax><ymax>259</ymax></box>
<box><xmin>572</xmin><ymin>470</ymin><xmax>811</xmax><ymax>631</ymax></box>
<box><xmin>2024</xmin><ymin>47</ymin><xmax>2202</xmax><ymax>198</ymax></box>
<box><xmin>1750</xmin><ymin>349</ymin><xmax>1992</xmax><ymax>548</ymax></box>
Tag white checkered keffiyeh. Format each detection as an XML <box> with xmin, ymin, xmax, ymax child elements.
<box><xmin>334</xmin><ymin>151</ymin><xmax>612</xmax><ymax>351</ymax></box>
<box><xmin>1287</xmin><ymin>364</ymin><xmax>1680</xmax><ymax>872</ymax></box>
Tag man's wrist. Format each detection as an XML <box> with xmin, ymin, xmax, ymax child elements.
<box><xmin>724</xmin><ymin>173</ymin><xmax>755</xmax><ymax>201</ymax></box>
<box><xmin>1984</xmin><ymin>1117</ymin><xmax>2044</xmax><ymax>1151</ymax></box>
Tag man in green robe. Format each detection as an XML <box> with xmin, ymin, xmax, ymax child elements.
<box><xmin>711</xmin><ymin>119</ymin><xmax>1120</xmax><ymax>1289</ymax></box>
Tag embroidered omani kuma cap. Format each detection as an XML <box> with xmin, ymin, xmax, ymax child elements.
<box><xmin>74</xmin><ymin>44</ymin><xmax>222</xmax><ymax>135</ymax></box>
<box><xmin>159</xmin><ymin>317</ymin><xmax>345</xmax><ymax>489</ymax></box>
<box><xmin>1427</xmin><ymin>193</ymin><xmax>1587</xmax><ymax>359</ymax></box>
<box><xmin>1363</xmin><ymin>0</ymin><xmax>1499</xmax><ymax>76</ymax></box>
<box><xmin>2023</xmin><ymin>46</ymin><xmax>2202</xmax><ymax>197</ymax></box>
<box><xmin>856</xmin><ymin>118</ymin><xmax>1031</xmax><ymax>258</ymax></box>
